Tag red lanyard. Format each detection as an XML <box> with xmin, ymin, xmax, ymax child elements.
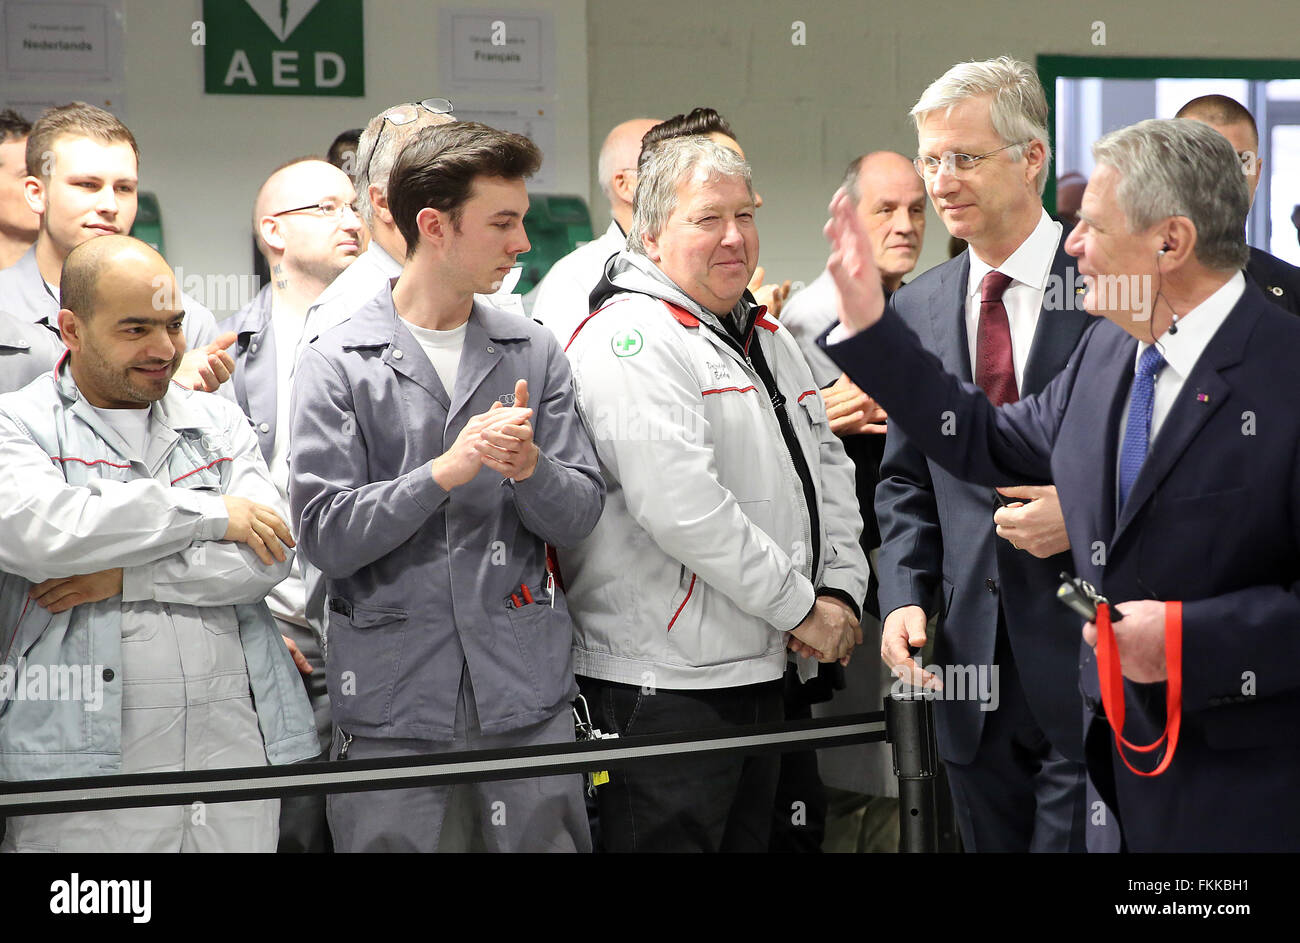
<box><xmin>1095</xmin><ymin>601</ymin><xmax>1182</xmax><ymax>777</ymax></box>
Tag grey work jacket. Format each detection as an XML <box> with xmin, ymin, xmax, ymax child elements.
<box><xmin>223</xmin><ymin>284</ymin><xmax>327</xmax><ymax>640</ymax></box>
<box><xmin>0</xmin><ymin>246</ymin><xmax>230</xmax><ymax>402</ymax></box>
<box><xmin>290</xmin><ymin>286</ymin><xmax>605</xmax><ymax>740</ymax></box>
<box><xmin>0</xmin><ymin>309</ymin><xmax>63</xmax><ymax>394</ymax></box>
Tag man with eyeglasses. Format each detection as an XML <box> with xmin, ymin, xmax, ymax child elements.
<box><xmin>531</xmin><ymin>118</ymin><xmax>659</xmax><ymax>344</ymax></box>
<box><xmin>869</xmin><ymin>57</ymin><xmax>1096</xmax><ymax>852</ymax></box>
<box><xmin>222</xmin><ymin>157</ymin><xmax>363</xmax><ymax>852</ymax></box>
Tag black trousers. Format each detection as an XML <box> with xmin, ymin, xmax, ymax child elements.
<box><xmin>578</xmin><ymin>675</ymin><xmax>783</xmax><ymax>852</ymax></box>
<box><xmin>941</xmin><ymin>620</ymin><xmax>1087</xmax><ymax>852</ymax></box>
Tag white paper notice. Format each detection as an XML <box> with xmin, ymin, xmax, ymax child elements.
<box><xmin>1</xmin><ymin>0</ymin><xmax>125</xmax><ymax>120</ymax></box>
<box><xmin>439</xmin><ymin>8</ymin><xmax>554</xmax><ymax>96</ymax></box>
<box><xmin>452</xmin><ymin>104</ymin><xmax>558</xmax><ymax>191</ymax></box>
<box><xmin>2</xmin><ymin>0</ymin><xmax>123</xmax><ymax>83</ymax></box>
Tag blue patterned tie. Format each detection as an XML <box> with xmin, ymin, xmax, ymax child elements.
<box><xmin>1118</xmin><ymin>346</ymin><xmax>1167</xmax><ymax>509</ymax></box>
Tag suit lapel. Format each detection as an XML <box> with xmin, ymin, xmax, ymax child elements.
<box><xmin>1021</xmin><ymin>243</ymin><xmax>1090</xmax><ymax>396</ymax></box>
<box><xmin>1112</xmin><ymin>291</ymin><xmax>1258</xmax><ymax>545</ymax></box>
<box><xmin>930</xmin><ymin>253</ymin><xmax>973</xmax><ymax>381</ymax></box>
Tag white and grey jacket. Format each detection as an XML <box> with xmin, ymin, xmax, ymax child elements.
<box><xmin>560</xmin><ymin>252</ymin><xmax>869</xmax><ymax>689</ymax></box>
<box><xmin>0</xmin><ymin>360</ymin><xmax>317</xmax><ymax>780</ymax></box>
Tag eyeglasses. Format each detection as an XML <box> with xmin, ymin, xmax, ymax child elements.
<box><xmin>356</xmin><ymin>98</ymin><xmax>455</xmax><ymax>186</ymax></box>
<box><xmin>272</xmin><ymin>199</ymin><xmax>361</xmax><ymax>221</ymax></box>
<box><xmin>913</xmin><ymin>141</ymin><xmax>1031</xmax><ymax>178</ymax></box>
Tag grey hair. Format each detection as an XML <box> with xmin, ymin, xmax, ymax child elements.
<box><xmin>354</xmin><ymin>106</ymin><xmax>455</xmax><ymax>226</ymax></box>
<box><xmin>910</xmin><ymin>56</ymin><xmax>1052</xmax><ymax>195</ymax></box>
<box><xmin>627</xmin><ymin>136</ymin><xmax>754</xmax><ymax>254</ymax></box>
<box><xmin>1092</xmin><ymin>118</ymin><xmax>1249</xmax><ymax>272</ymax></box>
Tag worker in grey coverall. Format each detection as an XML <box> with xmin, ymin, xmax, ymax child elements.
<box><xmin>290</xmin><ymin>121</ymin><xmax>605</xmax><ymax>852</ymax></box>
<box><xmin>0</xmin><ymin>236</ymin><xmax>316</xmax><ymax>853</ymax></box>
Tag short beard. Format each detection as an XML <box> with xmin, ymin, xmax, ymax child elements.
<box><xmin>294</xmin><ymin>255</ymin><xmax>352</xmax><ymax>289</ymax></box>
<box><xmin>78</xmin><ymin>338</ymin><xmax>175</xmax><ymax>406</ymax></box>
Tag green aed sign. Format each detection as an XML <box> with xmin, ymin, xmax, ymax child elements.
<box><xmin>203</xmin><ymin>0</ymin><xmax>364</xmax><ymax>96</ymax></box>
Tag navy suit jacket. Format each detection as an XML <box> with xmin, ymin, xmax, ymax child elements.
<box><xmin>875</xmin><ymin>243</ymin><xmax>1091</xmax><ymax>764</ymax></box>
<box><xmin>826</xmin><ymin>280</ymin><xmax>1300</xmax><ymax>852</ymax></box>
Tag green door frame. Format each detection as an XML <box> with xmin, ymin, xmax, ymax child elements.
<box><xmin>1036</xmin><ymin>55</ymin><xmax>1300</xmax><ymax>214</ymax></box>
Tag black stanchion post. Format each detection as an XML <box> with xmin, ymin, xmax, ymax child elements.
<box><xmin>885</xmin><ymin>692</ymin><xmax>939</xmax><ymax>853</ymax></box>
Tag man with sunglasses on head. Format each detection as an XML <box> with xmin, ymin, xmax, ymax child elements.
<box><xmin>222</xmin><ymin>157</ymin><xmax>364</xmax><ymax>851</ymax></box>
<box><xmin>869</xmin><ymin>57</ymin><xmax>1097</xmax><ymax>852</ymax></box>
<box><xmin>305</xmin><ymin>99</ymin><xmax>455</xmax><ymax>338</ymax></box>
<box><xmin>290</xmin><ymin>122</ymin><xmax>604</xmax><ymax>853</ymax></box>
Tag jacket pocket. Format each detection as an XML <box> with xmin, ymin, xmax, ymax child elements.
<box><xmin>326</xmin><ymin>601</ymin><xmax>409</xmax><ymax>728</ymax></box>
<box><xmin>505</xmin><ymin>602</ymin><xmax>575</xmax><ymax>713</ymax></box>
<box><xmin>797</xmin><ymin>390</ymin><xmax>830</xmax><ymax>427</ymax></box>
<box><xmin>666</xmin><ymin>565</ymin><xmax>697</xmax><ymax>631</ymax></box>
<box><xmin>201</xmin><ymin>604</ymin><xmax>240</xmax><ymax>636</ymax></box>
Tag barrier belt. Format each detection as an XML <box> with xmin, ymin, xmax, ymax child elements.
<box><xmin>0</xmin><ymin>712</ymin><xmax>885</xmax><ymax>816</ymax></box>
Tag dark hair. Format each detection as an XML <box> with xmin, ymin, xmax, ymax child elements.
<box><xmin>0</xmin><ymin>108</ymin><xmax>31</xmax><ymax>145</ymax></box>
<box><xmin>1175</xmin><ymin>95</ymin><xmax>1257</xmax><ymax>144</ymax></box>
<box><xmin>638</xmin><ymin>108</ymin><xmax>736</xmax><ymax>172</ymax></box>
<box><xmin>327</xmin><ymin>128</ymin><xmax>363</xmax><ymax>169</ymax></box>
<box><xmin>25</xmin><ymin>102</ymin><xmax>138</xmax><ymax>179</ymax></box>
<box><xmin>387</xmin><ymin>121</ymin><xmax>541</xmax><ymax>258</ymax></box>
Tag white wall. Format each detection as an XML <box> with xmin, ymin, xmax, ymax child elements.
<box><xmin>120</xmin><ymin>0</ymin><xmax>588</xmax><ymax>316</ymax></box>
<box><xmin>587</xmin><ymin>0</ymin><xmax>1300</xmax><ymax>289</ymax></box>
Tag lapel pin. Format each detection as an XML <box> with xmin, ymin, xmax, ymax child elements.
<box><xmin>1196</xmin><ymin>392</ymin><xmax>1210</xmax><ymax>403</ymax></box>
<box><xmin>1271</xmin><ymin>286</ymin><xmax>1284</xmax><ymax>296</ymax></box>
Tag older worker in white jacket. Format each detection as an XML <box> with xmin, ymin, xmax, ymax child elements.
<box><xmin>0</xmin><ymin>236</ymin><xmax>316</xmax><ymax>853</ymax></box>
<box><xmin>561</xmin><ymin>136</ymin><xmax>869</xmax><ymax>852</ymax></box>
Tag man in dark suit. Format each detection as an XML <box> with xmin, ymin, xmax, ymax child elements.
<box><xmin>1175</xmin><ymin>94</ymin><xmax>1300</xmax><ymax>315</ymax></box>
<box><xmin>822</xmin><ymin>116</ymin><xmax>1300</xmax><ymax>852</ymax></box>
<box><xmin>870</xmin><ymin>58</ymin><xmax>1093</xmax><ymax>852</ymax></box>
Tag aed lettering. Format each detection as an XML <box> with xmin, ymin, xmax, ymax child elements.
<box><xmin>223</xmin><ymin>49</ymin><xmax>346</xmax><ymax>89</ymax></box>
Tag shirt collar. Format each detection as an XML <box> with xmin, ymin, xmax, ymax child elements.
<box><xmin>966</xmin><ymin>208</ymin><xmax>1062</xmax><ymax>297</ymax></box>
<box><xmin>1135</xmin><ymin>270</ymin><xmax>1245</xmax><ymax>380</ymax></box>
<box><xmin>367</xmin><ymin>239</ymin><xmax>402</xmax><ymax>276</ymax></box>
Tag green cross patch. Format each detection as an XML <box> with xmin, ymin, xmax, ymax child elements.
<box><xmin>612</xmin><ymin>329</ymin><xmax>644</xmax><ymax>357</ymax></box>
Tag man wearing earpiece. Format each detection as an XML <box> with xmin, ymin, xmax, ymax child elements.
<box><xmin>822</xmin><ymin>116</ymin><xmax>1300</xmax><ymax>852</ymax></box>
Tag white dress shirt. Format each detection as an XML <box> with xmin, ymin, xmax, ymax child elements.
<box><xmin>533</xmin><ymin>220</ymin><xmax>626</xmax><ymax>347</ymax></box>
<box><xmin>1116</xmin><ymin>271</ymin><xmax>1244</xmax><ymax>476</ymax></box>
<box><xmin>964</xmin><ymin>209</ymin><xmax>1063</xmax><ymax>390</ymax></box>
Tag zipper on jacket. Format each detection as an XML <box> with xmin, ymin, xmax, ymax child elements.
<box><xmin>672</xmin><ymin>300</ymin><xmax>823</xmax><ymax>583</ymax></box>
<box><xmin>739</xmin><ymin>323</ymin><xmax>821</xmax><ymax>579</ymax></box>
<box><xmin>338</xmin><ymin>730</ymin><xmax>353</xmax><ymax>760</ymax></box>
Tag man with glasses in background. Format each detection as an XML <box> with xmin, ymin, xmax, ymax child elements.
<box><xmin>223</xmin><ymin>157</ymin><xmax>364</xmax><ymax>851</ymax></box>
<box><xmin>870</xmin><ymin>57</ymin><xmax>1096</xmax><ymax>852</ymax></box>
<box><xmin>1174</xmin><ymin>94</ymin><xmax>1300</xmax><ymax>316</ymax></box>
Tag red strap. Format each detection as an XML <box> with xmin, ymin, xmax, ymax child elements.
<box><xmin>1096</xmin><ymin>601</ymin><xmax>1182</xmax><ymax>777</ymax></box>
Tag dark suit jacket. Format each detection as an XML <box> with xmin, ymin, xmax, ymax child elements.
<box><xmin>874</xmin><ymin>243</ymin><xmax>1091</xmax><ymax>765</ymax></box>
<box><xmin>827</xmin><ymin>279</ymin><xmax>1300</xmax><ymax>852</ymax></box>
<box><xmin>1246</xmin><ymin>245</ymin><xmax>1300</xmax><ymax>315</ymax></box>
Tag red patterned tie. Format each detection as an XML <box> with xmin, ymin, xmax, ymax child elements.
<box><xmin>976</xmin><ymin>270</ymin><xmax>1018</xmax><ymax>406</ymax></box>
